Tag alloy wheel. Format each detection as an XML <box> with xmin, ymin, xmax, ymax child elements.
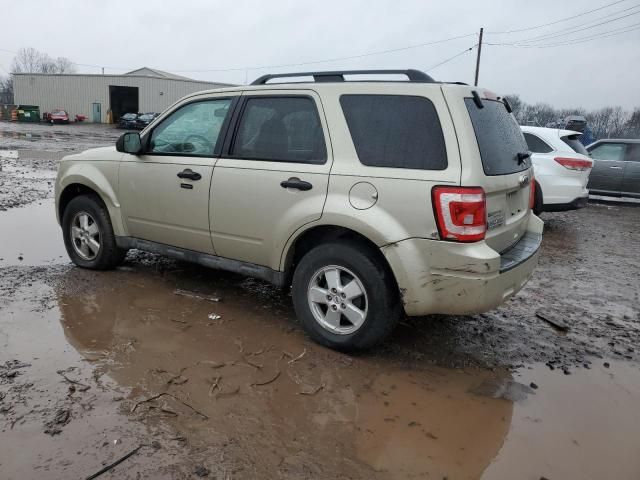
<box><xmin>70</xmin><ymin>211</ymin><xmax>101</xmax><ymax>261</ymax></box>
<box><xmin>307</xmin><ymin>265</ymin><xmax>368</xmax><ymax>335</ymax></box>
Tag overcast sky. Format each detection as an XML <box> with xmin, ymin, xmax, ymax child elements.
<box><xmin>2</xmin><ymin>0</ymin><xmax>639</xmax><ymax>109</ymax></box>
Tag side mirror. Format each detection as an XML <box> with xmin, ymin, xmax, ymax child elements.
<box><xmin>116</xmin><ymin>132</ymin><xmax>143</xmax><ymax>154</ymax></box>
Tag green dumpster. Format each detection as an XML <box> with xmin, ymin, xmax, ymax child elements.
<box><xmin>17</xmin><ymin>105</ymin><xmax>40</xmax><ymax>123</ymax></box>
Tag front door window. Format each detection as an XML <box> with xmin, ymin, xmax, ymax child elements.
<box><xmin>149</xmin><ymin>99</ymin><xmax>231</xmax><ymax>156</ymax></box>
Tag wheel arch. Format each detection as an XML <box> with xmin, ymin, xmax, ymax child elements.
<box><xmin>281</xmin><ymin>224</ymin><xmax>400</xmax><ymax>293</ymax></box>
<box><xmin>57</xmin><ymin>171</ymin><xmax>126</xmax><ymax>236</ymax></box>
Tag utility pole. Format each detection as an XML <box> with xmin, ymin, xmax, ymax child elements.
<box><xmin>474</xmin><ymin>27</ymin><xmax>483</xmax><ymax>86</ymax></box>
<box><xmin>101</xmin><ymin>67</ymin><xmax>105</xmax><ymax>75</ymax></box>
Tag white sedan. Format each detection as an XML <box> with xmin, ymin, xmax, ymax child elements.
<box><xmin>521</xmin><ymin>126</ymin><xmax>593</xmax><ymax>214</ymax></box>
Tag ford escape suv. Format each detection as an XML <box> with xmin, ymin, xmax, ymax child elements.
<box><xmin>55</xmin><ymin>69</ymin><xmax>543</xmax><ymax>351</ymax></box>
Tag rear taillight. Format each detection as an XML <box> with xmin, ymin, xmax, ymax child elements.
<box><xmin>529</xmin><ymin>176</ymin><xmax>536</xmax><ymax>210</ymax></box>
<box><xmin>554</xmin><ymin>157</ymin><xmax>592</xmax><ymax>171</ymax></box>
<box><xmin>432</xmin><ymin>186</ymin><xmax>486</xmax><ymax>242</ymax></box>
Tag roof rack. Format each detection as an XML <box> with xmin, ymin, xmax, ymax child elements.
<box><xmin>250</xmin><ymin>69</ymin><xmax>435</xmax><ymax>85</ymax></box>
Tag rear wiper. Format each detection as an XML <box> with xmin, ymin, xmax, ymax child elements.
<box><xmin>517</xmin><ymin>152</ymin><xmax>531</xmax><ymax>164</ymax></box>
<box><xmin>471</xmin><ymin>90</ymin><xmax>484</xmax><ymax>109</ymax></box>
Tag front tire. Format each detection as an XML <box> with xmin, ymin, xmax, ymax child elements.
<box><xmin>292</xmin><ymin>242</ymin><xmax>402</xmax><ymax>351</ymax></box>
<box><xmin>62</xmin><ymin>195</ymin><xmax>127</xmax><ymax>270</ymax></box>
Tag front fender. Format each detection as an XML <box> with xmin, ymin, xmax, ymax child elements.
<box><xmin>56</xmin><ymin>161</ymin><xmax>127</xmax><ymax>236</ymax></box>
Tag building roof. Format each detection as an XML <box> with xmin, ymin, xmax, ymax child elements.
<box><xmin>124</xmin><ymin>67</ymin><xmax>194</xmax><ymax>81</ymax></box>
<box><xmin>12</xmin><ymin>71</ymin><xmax>235</xmax><ymax>87</ymax></box>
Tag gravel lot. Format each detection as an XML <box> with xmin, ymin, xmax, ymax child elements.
<box><xmin>1</xmin><ymin>121</ymin><xmax>639</xmax><ymax>479</ymax></box>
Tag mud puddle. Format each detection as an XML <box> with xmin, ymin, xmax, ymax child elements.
<box><xmin>1</xmin><ymin>266</ymin><xmax>516</xmax><ymax>478</ymax></box>
<box><xmin>2</xmin><ymin>261</ymin><xmax>640</xmax><ymax>478</ymax></box>
<box><xmin>0</xmin><ymin>200</ymin><xmax>67</xmax><ymax>266</ymax></box>
<box><xmin>485</xmin><ymin>361</ymin><xmax>640</xmax><ymax>479</ymax></box>
<box><xmin>0</xmin><ymin>282</ymin><xmax>199</xmax><ymax>479</ymax></box>
<box><xmin>0</xmin><ymin>121</ymin><xmax>121</xmax><ymax>152</ymax></box>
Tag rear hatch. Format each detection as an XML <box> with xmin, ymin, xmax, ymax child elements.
<box><xmin>442</xmin><ymin>86</ymin><xmax>534</xmax><ymax>253</ymax></box>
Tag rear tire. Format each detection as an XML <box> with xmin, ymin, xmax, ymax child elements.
<box><xmin>62</xmin><ymin>195</ymin><xmax>127</xmax><ymax>270</ymax></box>
<box><xmin>292</xmin><ymin>242</ymin><xmax>402</xmax><ymax>351</ymax></box>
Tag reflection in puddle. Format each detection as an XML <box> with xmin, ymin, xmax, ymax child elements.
<box><xmin>357</xmin><ymin>372</ymin><xmax>512</xmax><ymax>479</ymax></box>
<box><xmin>55</xmin><ymin>266</ymin><xmax>514</xmax><ymax>478</ymax></box>
<box><xmin>484</xmin><ymin>362</ymin><xmax>640</xmax><ymax>480</ymax></box>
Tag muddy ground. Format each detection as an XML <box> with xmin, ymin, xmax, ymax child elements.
<box><xmin>1</xmin><ymin>121</ymin><xmax>639</xmax><ymax>479</ymax></box>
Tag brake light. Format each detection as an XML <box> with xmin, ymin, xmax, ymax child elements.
<box><xmin>529</xmin><ymin>175</ymin><xmax>536</xmax><ymax>210</ymax></box>
<box><xmin>432</xmin><ymin>186</ymin><xmax>486</xmax><ymax>242</ymax></box>
<box><xmin>554</xmin><ymin>157</ymin><xmax>592</xmax><ymax>171</ymax></box>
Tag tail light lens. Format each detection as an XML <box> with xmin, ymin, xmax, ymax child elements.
<box><xmin>554</xmin><ymin>157</ymin><xmax>592</xmax><ymax>171</ymax></box>
<box><xmin>529</xmin><ymin>176</ymin><xmax>536</xmax><ymax>210</ymax></box>
<box><xmin>432</xmin><ymin>186</ymin><xmax>486</xmax><ymax>242</ymax></box>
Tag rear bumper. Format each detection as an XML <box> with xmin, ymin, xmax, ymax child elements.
<box><xmin>382</xmin><ymin>214</ymin><xmax>544</xmax><ymax>316</ymax></box>
<box><xmin>543</xmin><ymin>196</ymin><xmax>588</xmax><ymax>212</ymax></box>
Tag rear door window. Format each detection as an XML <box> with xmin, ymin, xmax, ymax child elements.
<box><xmin>465</xmin><ymin>98</ymin><xmax>530</xmax><ymax>176</ymax></box>
<box><xmin>624</xmin><ymin>144</ymin><xmax>640</xmax><ymax>162</ymax></box>
<box><xmin>340</xmin><ymin>94</ymin><xmax>447</xmax><ymax>170</ymax></box>
<box><xmin>523</xmin><ymin>132</ymin><xmax>553</xmax><ymax>153</ymax></box>
<box><xmin>231</xmin><ymin>96</ymin><xmax>326</xmax><ymax>164</ymax></box>
<box><xmin>561</xmin><ymin>135</ymin><xmax>589</xmax><ymax>155</ymax></box>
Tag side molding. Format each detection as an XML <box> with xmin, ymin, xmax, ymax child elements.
<box><xmin>116</xmin><ymin>237</ymin><xmax>286</xmax><ymax>287</ymax></box>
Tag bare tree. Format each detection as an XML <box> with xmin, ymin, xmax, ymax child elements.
<box><xmin>52</xmin><ymin>57</ymin><xmax>75</xmax><ymax>74</ymax></box>
<box><xmin>10</xmin><ymin>47</ymin><xmax>76</xmax><ymax>74</ymax></box>
<box><xmin>504</xmin><ymin>94</ymin><xmax>523</xmax><ymax>121</ymax></box>
<box><xmin>10</xmin><ymin>47</ymin><xmax>43</xmax><ymax>73</ymax></box>
<box><xmin>622</xmin><ymin>108</ymin><xmax>640</xmax><ymax>138</ymax></box>
<box><xmin>0</xmin><ymin>75</ymin><xmax>14</xmax><ymax>104</ymax></box>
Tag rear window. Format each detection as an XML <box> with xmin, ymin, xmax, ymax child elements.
<box><xmin>340</xmin><ymin>95</ymin><xmax>447</xmax><ymax>170</ymax></box>
<box><xmin>561</xmin><ymin>135</ymin><xmax>588</xmax><ymax>156</ymax></box>
<box><xmin>465</xmin><ymin>98</ymin><xmax>530</xmax><ymax>176</ymax></box>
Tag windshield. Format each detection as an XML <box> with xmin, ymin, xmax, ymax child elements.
<box><xmin>465</xmin><ymin>98</ymin><xmax>530</xmax><ymax>176</ymax></box>
<box><xmin>122</xmin><ymin>113</ymin><xmax>137</xmax><ymax>120</ymax></box>
<box><xmin>139</xmin><ymin>114</ymin><xmax>154</xmax><ymax>121</ymax></box>
<box><xmin>52</xmin><ymin>110</ymin><xmax>66</xmax><ymax>115</ymax></box>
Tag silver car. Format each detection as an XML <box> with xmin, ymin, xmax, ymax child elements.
<box><xmin>587</xmin><ymin>139</ymin><xmax>640</xmax><ymax>198</ymax></box>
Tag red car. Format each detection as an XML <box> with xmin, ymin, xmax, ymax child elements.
<box><xmin>46</xmin><ymin>109</ymin><xmax>70</xmax><ymax>124</ymax></box>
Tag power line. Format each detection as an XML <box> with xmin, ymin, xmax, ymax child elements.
<box><xmin>517</xmin><ymin>3</ymin><xmax>640</xmax><ymax>42</ymax></box>
<box><xmin>492</xmin><ymin>9</ymin><xmax>640</xmax><ymax>45</ymax></box>
<box><xmin>426</xmin><ymin>45</ymin><xmax>476</xmax><ymax>71</ymax></box>
<box><xmin>171</xmin><ymin>33</ymin><xmax>477</xmax><ymax>73</ymax></box>
<box><xmin>0</xmin><ymin>34</ymin><xmax>478</xmax><ymax>74</ymax></box>
<box><xmin>486</xmin><ymin>0</ymin><xmax>630</xmax><ymax>34</ymax></box>
<box><xmin>487</xmin><ymin>22</ymin><xmax>640</xmax><ymax>48</ymax></box>
<box><xmin>521</xmin><ymin>23</ymin><xmax>640</xmax><ymax>47</ymax></box>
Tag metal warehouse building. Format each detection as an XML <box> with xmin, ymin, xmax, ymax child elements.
<box><xmin>13</xmin><ymin>67</ymin><xmax>232</xmax><ymax>123</ymax></box>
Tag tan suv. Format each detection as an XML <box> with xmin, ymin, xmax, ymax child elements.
<box><xmin>55</xmin><ymin>69</ymin><xmax>543</xmax><ymax>351</ymax></box>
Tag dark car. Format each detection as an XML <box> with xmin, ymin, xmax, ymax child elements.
<box><xmin>587</xmin><ymin>139</ymin><xmax>640</xmax><ymax>198</ymax></box>
<box><xmin>134</xmin><ymin>113</ymin><xmax>159</xmax><ymax>130</ymax></box>
<box><xmin>118</xmin><ymin>113</ymin><xmax>139</xmax><ymax>129</ymax></box>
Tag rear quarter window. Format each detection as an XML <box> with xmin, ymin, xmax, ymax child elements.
<box><xmin>561</xmin><ymin>135</ymin><xmax>589</xmax><ymax>156</ymax></box>
<box><xmin>465</xmin><ymin>98</ymin><xmax>530</xmax><ymax>176</ymax></box>
<box><xmin>523</xmin><ymin>132</ymin><xmax>553</xmax><ymax>153</ymax></box>
<box><xmin>340</xmin><ymin>94</ymin><xmax>447</xmax><ymax>170</ymax></box>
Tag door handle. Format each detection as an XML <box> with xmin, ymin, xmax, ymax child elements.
<box><xmin>280</xmin><ymin>177</ymin><xmax>313</xmax><ymax>191</ymax></box>
<box><xmin>609</xmin><ymin>166</ymin><xmax>622</xmax><ymax>169</ymax></box>
<box><xmin>177</xmin><ymin>169</ymin><xmax>202</xmax><ymax>180</ymax></box>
